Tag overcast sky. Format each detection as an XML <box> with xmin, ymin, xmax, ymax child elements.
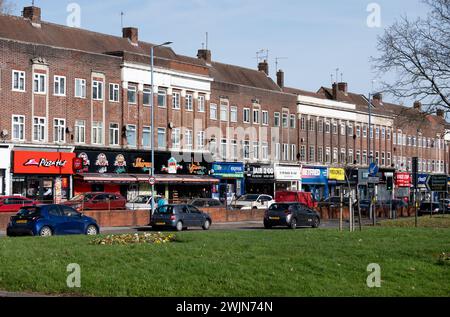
<box><xmin>13</xmin><ymin>0</ymin><xmax>427</xmax><ymax>103</ymax></box>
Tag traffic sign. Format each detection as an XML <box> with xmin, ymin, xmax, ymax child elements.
<box><xmin>148</xmin><ymin>177</ymin><xmax>156</xmax><ymax>186</ymax></box>
<box><xmin>426</xmin><ymin>174</ymin><xmax>448</xmax><ymax>192</ymax></box>
<box><xmin>369</xmin><ymin>163</ymin><xmax>379</xmax><ymax>177</ymax></box>
<box><xmin>368</xmin><ymin>176</ymin><xmax>380</xmax><ymax>184</ymax></box>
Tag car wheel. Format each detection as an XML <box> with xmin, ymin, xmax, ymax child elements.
<box><xmin>86</xmin><ymin>225</ymin><xmax>99</xmax><ymax>236</ymax></box>
<box><xmin>39</xmin><ymin>226</ymin><xmax>53</xmax><ymax>237</ymax></box>
<box><xmin>264</xmin><ymin>221</ymin><xmax>272</xmax><ymax>229</ymax></box>
<box><xmin>176</xmin><ymin>221</ymin><xmax>183</xmax><ymax>232</ymax></box>
<box><xmin>202</xmin><ymin>220</ymin><xmax>211</xmax><ymax>230</ymax></box>
<box><xmin>289</xmin><ymin>218</ymin><xmax>297</xmax><ymax>230</ymax></box>
<box><xmin>312</xmin><ymin>217</ymin><xmax>320</xmax><ymax>229</ymax></box>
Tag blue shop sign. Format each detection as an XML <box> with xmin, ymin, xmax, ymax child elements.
<box><xmin>418</xmin><ymin>174</ymin><xmax>429</xmax><ymax>188</ymax></box>
<box><xmin>212</xmin><ymin>162</ymin><xmax>244</xmax><ymax>179</ymax></box>
<box><xmin>301</xmin><ymin>166</ymin><xmax>328</xmax><ymax>185</ymax></box>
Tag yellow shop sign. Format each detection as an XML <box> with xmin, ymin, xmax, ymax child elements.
<box><xmin>329</xmin><ymin>168</ymin><xmax>345</xmax><ymax>181</ymax></box>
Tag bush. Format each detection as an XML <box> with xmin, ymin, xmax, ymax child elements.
<box><xmin>90</xmin><ymin>233</ymin><xmax>177</xmax><ymax>246</ymax></box>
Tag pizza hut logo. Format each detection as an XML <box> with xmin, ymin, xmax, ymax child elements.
<box><xmin>24</xmin><ymin>158</ymin><xmax>67</xmax><ymax>168</ymax></box>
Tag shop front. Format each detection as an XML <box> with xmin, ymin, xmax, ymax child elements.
<box><xmin>301</xmin><ymin>166</ymin><xmax>328</xmax><ymax>201</ymax></box>
<box><xmin>11</xmin><ymin>150</ymin><xmax>75</xmax><ymax>203</ymax></box>
<box><xmin>0</xmin><ymin>146</ymin><xmax>12</xmax><ymax>196</ymax></box>
<box><xmin>74</xmin><ymin>149</ymin><xmax>217</xmax><ymax>202</ymax></box>
<box><xmin>328</xmin><ymin>168</ymin><xmax>347</xmax><ymax>197</ymax></box>
<box><xmin>274</xmin><ymin>163</ymin><xmax>301</xmax><ymax>193</ymax></box>
<box><xmin>211</xmin><ymin>162</ymin><xmax>244</xmax><ymax>203</ymax></box>
<box><xmin>244</xmin><ymin>164</ymin><xmax>275</xmax><ymax>196</ymax></box>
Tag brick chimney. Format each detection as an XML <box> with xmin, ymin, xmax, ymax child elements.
<box><xmin>337</xmin><ymin>82</ymin><xmax>348</xmax><ymax>95</ymax></box>
<box><xmin>122</xmin><ymin>27</ymin><xmax>139</xmax><ymax>45</ymax></box>
<box><xmin>436</xmin><ymin>109</ymin><xmax>445</xmax><ymax>118</ymax></box>
<box><xmin>373</xmin><ymin>93</ymin><xmax>383</xmax><ymax>104</ymax></box>
<box><xmin>23</xmin><ymin>6</ymin><xmax>41</xmax><ymax>24</ymax></box>
<box><xmin>277</xmin><ymin>70</ymin><xmax>284</xmax><ymax>88</ymax></box>
<box><xmin>413</xmin><ymin>101</ymin><xmax>422</xmax><ymax>111</ymax></box>
<box><xmin>258</xmin><ymin>60</ymin><xmax>269</xmax><ymax>76</ymax></box>
<box><xmin>197</xmin><ymin>49</ymin><xmax>212</xmax><ymax>64</ymax></box>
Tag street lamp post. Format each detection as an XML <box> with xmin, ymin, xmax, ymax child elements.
<box><xmin>150</xmin><ymin>42</ymin><xmax>172</xmax><ymax>216</ymax></box>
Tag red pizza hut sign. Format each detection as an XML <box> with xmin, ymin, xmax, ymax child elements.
<box><xmin>395</xmin><ymin>172</ymin><xmax>411</xmax><ymax>187</ymax></box>
<box><xmin>13</xmin><ymin>151</ymin><xmax>75</xmax><ymax>175</ymax></box>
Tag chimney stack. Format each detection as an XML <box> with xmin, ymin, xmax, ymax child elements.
<box><xmin>23</xmin><ymin>6</ymin><xmax>41</xmax><ymax>24</ymax></box>
<box><xmin>337</xmin><ymin>82</ymin><xmax>348</xmax><ymax>95</ymax></box>
<box><xmin>277</xmin><ymin>70</ymin><xmax>285</xmax><ymax>88</ymax></box>
<box><xmin>122</xmin><ymin>27</ymin><xmax>139</xmax><ymax>45</ymax></box>
<box><xmin>436</xmin><ymin>109</ymin><xmax>445</xmax><ymax>118</ymax></box>
<box><xmin>413</xmin><ymin>101</ymin><xmax>422</xmax><ymax>111</ymax></box>
<box><xmin>197</xmin><ymin>49</ymin><xmax>212</xmax><ymax>64</ymax></box>
<box><xmin>373</xmin><ymin>93</ymin><xmax>383</xmax><ymax>104</ymax></box>
<box><xmin>258</xmin><ymin>60</ymin><xmax>269</xmax><ymax>76</ymax></box>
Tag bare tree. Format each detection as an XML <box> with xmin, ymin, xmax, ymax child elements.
<box><xmin>0</xmin><ymin>0</ymin><xmax>15</xmax><ymax>15</ymax></box>
<box><xmin>372</xmin><ymin>0</ymin><xmax>450</xmax><ymax>116</ymax></box>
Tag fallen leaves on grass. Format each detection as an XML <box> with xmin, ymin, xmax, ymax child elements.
<box><xmin>90</xmin><ymin>233</ymin><xmax>177</xmax><ymax>246</ymax></box>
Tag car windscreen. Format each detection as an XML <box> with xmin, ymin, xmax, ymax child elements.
<box><xmin>269</xmin><ymin>203</ymin><xmax>291</xmax><ymax>211</ymax></box>
<box><xmin>17</xmin><ymin>207</ymin><xmax>41</xmax><ymax>217</ymax></box>
<box><xmin>238</xmin><ymin>195</ymin><xmax>259</xmax><ymax>201</ymax></box>
<box><xmin>71</xmin><ymin>194</ymin><xmax>94</xmax><ymax>202</ymax></box>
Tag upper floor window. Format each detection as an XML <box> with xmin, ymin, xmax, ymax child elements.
<box><xmin>210</xmin><ymin>103</ymin><xmax>217</xmax><ymax>120</ymax></box>
<box><xmin>221</xmin><ymin>103</ymin><xmax>228</xmax><ymax>122</ymax></box>
<box><xmin>143</xmin><ymin>88</ymin><xmax>151</xmax><ymax>106</ymax></box>
<box><xmin>186</xmin><ymin>94</ymin><xmax>193</xmax><ymax>111</ymax></box>
<box><xmin>171</xmin><ymin>128</ymin><xmax>181</xmax><ymax>149</ymax></box>
<box><xmin>262</xmin><ymin>111</ymin><xmax>269</xmax><ymax>126</ymax></box>
<box><xmin>243</xmin><ymin>108</ymin><xmax>250</xmax><ymax>123</ymax></box>
<box><xmin>12</xmin><ymin>70</ymin><xmax>25</xmax><ymax>92</ymax></box>
<box><xmin>300</xmin><ymin>117</ymin><xmax>306</xmax><ymax>130</ymax></box>
<box><xmin>126</xmin><ymin>124</ymin><xmax>137</xmax><ymax>147</ymax></box>
<box><xmin>92</xmin><ymin>80</ymin><xmax>103</xmax><ymax>100</ymax></box>
<box><xmin>75</xmin><ymin>120</ymin><xmax>85</xmax><ymax>144</ymax></box>
<box><xmin>356</xmin><ymin>125</ymin><xmax>361</xmax><ymax>137</ymax></box>
<box><xmin>172</xmin><ymin>91</ymin><xmax>181</xmax><ymax>109</ymax></box>
<box><xmin>325</xmin><ymin>121</ymin><xmax>331</xmax><ymax>134</ymax></box>
<box><xmin>33</xmin><ymin>117</ymin><xmax>46</xmax><ymax>142</ymax></box>
<box><xmin>33</xmin><ymin>73</ymin><xmax>46</xmax><ymax>94</ymax></box>
<box><xmin>92</xmin><ymin>122</ymin><xmax>103</xmax><ymax>145</ymax></box>
<box><xmin>253</xmin><ymin>109</ymin><xmax>260</xmax><ymax>124</ymax></box>
<box><xmin>309</xmin><ymin>118</ymin><xmax>315</xmax><ymax>131</ymax></box>
<box><xmin>109</xmin><ymin>84</ymin><xmax>120</xmax><ymax>103</ymax></box>
<box><xmin>54</xmin><ymin>118</ymin><xmax>66</xmax><ymax>143</ymax></box>
<box><xmin>282</xmin><ymin>113</ymin><xmax>289</xmax><ymax>128</ymax></box>
<box><xmin>128</xmin><ymin>85</ymin><xmax>137</xmax><ymax>104</ymax></box>
<box><xmin>109</xmin><ymin>123</ymin><xmax>119</xmax><ymax>146</ymax></box>
<box><xmin>54</xmin><ymin>76</ymin><xmax>66</xmax><ymax>96</ymax></box>
<box><xmin>290</xmin><ymin>115</ymin><xmax>296</xmax><ymax>129</ymax></box>
<box><xmin>318</xmin><ymin>120</ymin><xmax>324</xmax><ymax>133</ymax></box>
<box><xmin>158</xmin><ymin>88</ymin><xmax>167</xmax><ymax>108</ymax></box>
<box><xmin>230</xmin><ymin>106</ymin><xmax>238</xmax><ymax>123</ymax></box>
<box><xmin>340</xmin><ymin>123</ymin><xmax>346</xmax><ymax>136</ymax></box>
<box><xmin>274</xmin><ymin>112</ymin><xmax>280</xmax><ymax>127</ymax></box>
<box><xmin>12</xmin><ymin>115</ymin><xmax>25</xmax><ymax>141</ymax></box>
<box><xmin>143</xmin><ymin>126</ymin><xmax>151</xmax><ymax>148</ymax></box>
<box><xmin>348</xmin><ymin>124</ymin><xmax>353</xmax><ymax>136</ymax></box>
<box><xmin>198</xmin><ymin>95</ymin><xmax>206</xmax><ymax>113</ymax></box>
<box><xmin>75</xmin><ymin>78</ymin><xmax>86</xmax><ymax>98</ymax></box>
<box><xmin>332</xmin><ymin>122</ymin><xmax>338</xmax><ymax>134</ymax></box>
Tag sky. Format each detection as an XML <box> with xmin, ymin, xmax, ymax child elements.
<box><xmin>11</xmin><ymin>0</ymin><xmax>428</xmax><ymax>102</ymax></box>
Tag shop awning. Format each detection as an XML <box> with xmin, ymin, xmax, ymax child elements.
<box><xmin>75</xmin><ymin>173</ymin><xmax>219</xmax><ymax>185</ymax></box>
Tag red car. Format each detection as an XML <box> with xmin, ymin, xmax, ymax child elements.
<box><xmin>63</xmin><ymin>192</ymin><xmax>127</xmax><ymax>211</ymax></box>
<box><xmin>0</xmin><ymin>196</ymin><xmax>37</xmax><ymax>213</ymax></box>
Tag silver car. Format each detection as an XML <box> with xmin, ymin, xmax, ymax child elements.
<box><xmin>231</xmin><ymin>194</ymin><xmax>275</xmax><ymax>211</ymax></box>
<box><xmin>150</xmin><ymin>204</ymin><xmax>212</xmax><ymax>231</ymax></box>
<box><xmin>126</xmin><ymin>195</ymin><xmax>161</xmax><ymax>211</ymax></box>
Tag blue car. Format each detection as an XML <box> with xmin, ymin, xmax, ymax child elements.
<box><xmin>6</xmin><ymin>204</ymin><xmax>100</xmax><ymax>237</ymax></box>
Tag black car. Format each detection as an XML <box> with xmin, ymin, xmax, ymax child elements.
<box><xmin>418</xmin><ymin>202</ymin><xmax>441</xmax><ymax>216</ymax></box>
<box><xmin>318</xmin><ymin>196</ymin><xmax>349</xmax><ymax>208</ymax></box>
<box><xmin>150</xmin><ymin>204</ymin><xmax>212</xmax><ymax>231</ymax></box>
<box><xmin>264</xmin><ymin>202</ymin><xmax>320</xmax><ymax>230</ymax></box>
<box><xmin>188</xmin><ymin>198</ymin><xmax>224</xmax><ymax>208</ymax></box>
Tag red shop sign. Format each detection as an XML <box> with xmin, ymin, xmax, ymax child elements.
<box><xmin>13</xmin><ymin>151</ymin><xmax>76</xmax><ymax>175</ymax></box>
<box><xmin>395</xmin><ymin>172</ymin><xmax>411</xmax><ymax>187</ymax></box>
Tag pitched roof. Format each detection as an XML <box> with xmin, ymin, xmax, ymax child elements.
<box><xmin>0</xmin><ymin>13</ymin><xmax>205</xmax><ymax>67</ymax></box>
<box><xmin>210</xmin><ymin>61</ymin><xmax>282</xmax><ymax>91</ymax></box>
<box><xmin>283</xmin><ymin>87</ymin><xmax>327</xmax><ymax>99</ymax></box>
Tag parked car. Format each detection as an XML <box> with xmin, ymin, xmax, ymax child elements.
<box><xmin>63</xmin><ymin>192</ymin><xmax>126</xmax><ymax>211</ymax></box>
<box><xmin>418</xmin><ymin>202</ymin><xmax>441</xmax><ymax>216</ymax></box>
<box><xmin>264</xmin><ymin>202</ymin><xmax>320</xmax><ymax>229</ymax></box>
<box><xmin>126</xmin><ymin>195</ymin><xmax>161</xmax><ymax>211</ymax></box>
<box><xmin>231</xmin><ymin>194</ymin><xmax>275</xmax><ymax>211</ymax></box>
<box><xmin>318</xmin><ymin>196</ymin><xmax>348</xmax><ymax>209</ymax></box>
<box><xmin>0</xmin><ymin>196</ymin><xmax>37</xmax><ymax>213</ymax></box>
<box><xmin>439</xmin><ymin>199</ymin><xmax>450</xmax><ymax>214</ymax></box>
<box><xmin>6</xmin><ymin>205</ymin><xmax>100</xmax><ymax>237</ymax></box>
<box><xmin>275</xmin><ymin>191</ymin><xmax>317</xmax><ymax>209</ymax></box>
<box><xmin>150</xmin><ymin>204</ymin><xmax>212</xmax><ymax>231</ymax></box>
<box><xmin>188</xmin><ymin>198</ymin><xmax>224</xmax><ymax>208</ymax></box>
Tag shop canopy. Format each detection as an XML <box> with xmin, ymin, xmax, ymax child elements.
<box><xmin>75</xmin><ymin>173</ymin><xmax>219</xmax><ymax>185</ymax></box>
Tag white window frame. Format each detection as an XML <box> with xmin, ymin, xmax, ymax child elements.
<box><xmin>184</xmin><ymin>129</ymin><xmax>193</xmax><ymax>150</ymax></box>
<box><xmin>92</xmin><ymin>80</ymin><xmax>104</xmax><ymax>101</ymax></box>
<box><xmin>75</xmin><ymin>78</ymin><xmax>86</xmax><ymax>99</ymax></box>
<box><xmin>33</xmin><ymin>73</ymin><xmax>46</xmax><ymax>94</ymax></box>
<box><xmin>143</xmin><ymin>87</ymin><xmax>151</xmax><ymax>106</ymax></box>
<box><xmin>198</xmin><ymin>95</ymin><xmax>206</xmax><ymax>113</ymax></box>
<box><xmin>172</xmin><ymin>91</ymin><xmax>181</xmax><ymax>110</ymax></box>
<box><xmin>158</xmin><ymin>88</ymin><xmax>167</xmax><ymax>108</ymax></box>
<box><xmin>274</xmin><ymin>112</ymin><xmax>280</xmax><ymax>127</ymax></box>
<box><xmin>54</xmin><ymin>76</ymin><xmax>66</xmax><ymax>96</ymax></box>
<box><xmin>142</xmin><ymin>126</ymin><xmax>151</xmax><ymax>148</ymax></box>
<box><xmin>158</xmin><ymin>128</ymin><xmax>166</xmax><ymax>149</ymax></box>
<box><xmin>126</xmin><ymin>124</ymin><xmax>137</xmax><ymax>147</ymax></box>
<box><xmin>33</xmin><ymin>116</ymin><xmax>46</xmax><ymax>142</ymax></box>
<box><xmin>171</xmin><ymin>128</ymin><xmax>181</xmax><ymax>149</ymax></box>
<box><xmin>109</xmin><ymin>123</ymin><xmax>120</xmax><ymax>146</ymax></box>
<box><xmin>12</xmin><ymin>70</ymin><xmax>25</xmax><ymax>92</ymax></box>
<box><xmin>262</xmin><ymin>111</ymin><xmax>269</xmax><ymax>126</ymax></box>
<box><xmin>185</xmin><ymin>94</ymin><xmax>193</xmax><ymax>111</ymax></box>
<box><xmin>53</xmin><ymin>118</ymin><xmax>66</xmax><ymax>143</ymax></box>
<box><xmin>12</xmin><ymin>115</ymin><xmax>25</xmax><ymax>141</ymax></box>
<box><xmin>253</xmin><ymin>109</ymin><xmax>260</xmax><ymax>125</ymax></box>
<box><xmin>92</xmin><ymin>122</ymin><xmax>103</xmax><ymax>145</ymax></box>
<box><xmin>128</xmin><ymin>85</ymin><xmax>137</xmax><ymax>104</ymax></box>
<box><xmin>197</xmin><ymin>131</ymin><xmax>205</xmax><ymax>150</ymax></box>
<box><xmin>210</xmin><ymin>103</ymin><xmax>218</xmax><ymax>120</ymax></box>
<box><xmin>109</xmin><ymin>83</ymin><xmax>120</xmax><ymax>103</ymax></box>
<box><xmin>74</xmin><ymin>120</ymin><xmax>86</xmax><ymax>144</ymax></box>
<box><xmin>243</xmin><ymin>108</ymin><xmax>251</xmax><ymax>124</ymax></box>
<box><xmin>220</xmin><ymin>104</ymin><xmax>228</xmax><ymax>122</ymax></box>
<box><xmin>290</xmin><ymin>115</ymin><xmax>296</xmax><ymax>129</ymax></box>
<box><xmin>230</xmin><ymin>106</ymin><xmax>238</xmax><ymax>123</ymax></box>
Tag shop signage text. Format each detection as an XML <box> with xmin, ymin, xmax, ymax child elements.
<box><xmin>212</xmin><ymin>162</ymin><xmax>244</xmax><ymax>179</ymax></box>
<box><xmin>301</xmin><ymin>166</ymin><xmax>327</xmax><ymax>184</ymax></box>
<box><xmin>13</xmin><ymin>151</ymin><xmax>75</xmax><ymax>175</ymax></box>
<box><xmin>395</xmin><ymin>172</ymin><xmax>411</xmax><ymax>187</ymax></box>
<box><xmin>328</xmin><ymin>168</ymin><xmax>345</xmax><ymax>181</ymax></box>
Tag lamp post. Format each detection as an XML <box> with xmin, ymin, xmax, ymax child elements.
<box><xmin>150</xmin><ymin>41</ymin><xmax>172</xmax><ymax>215</ymax></box>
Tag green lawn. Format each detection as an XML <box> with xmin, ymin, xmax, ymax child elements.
<box><xmin>0</xmin><ymin>228</ymin><xmax>449</xmax><ymax>297</ymax></box>
<box><xmin>380</xmin><ymin>215</ymin><xmax>450</xmax><ymax>228</ymax></box>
